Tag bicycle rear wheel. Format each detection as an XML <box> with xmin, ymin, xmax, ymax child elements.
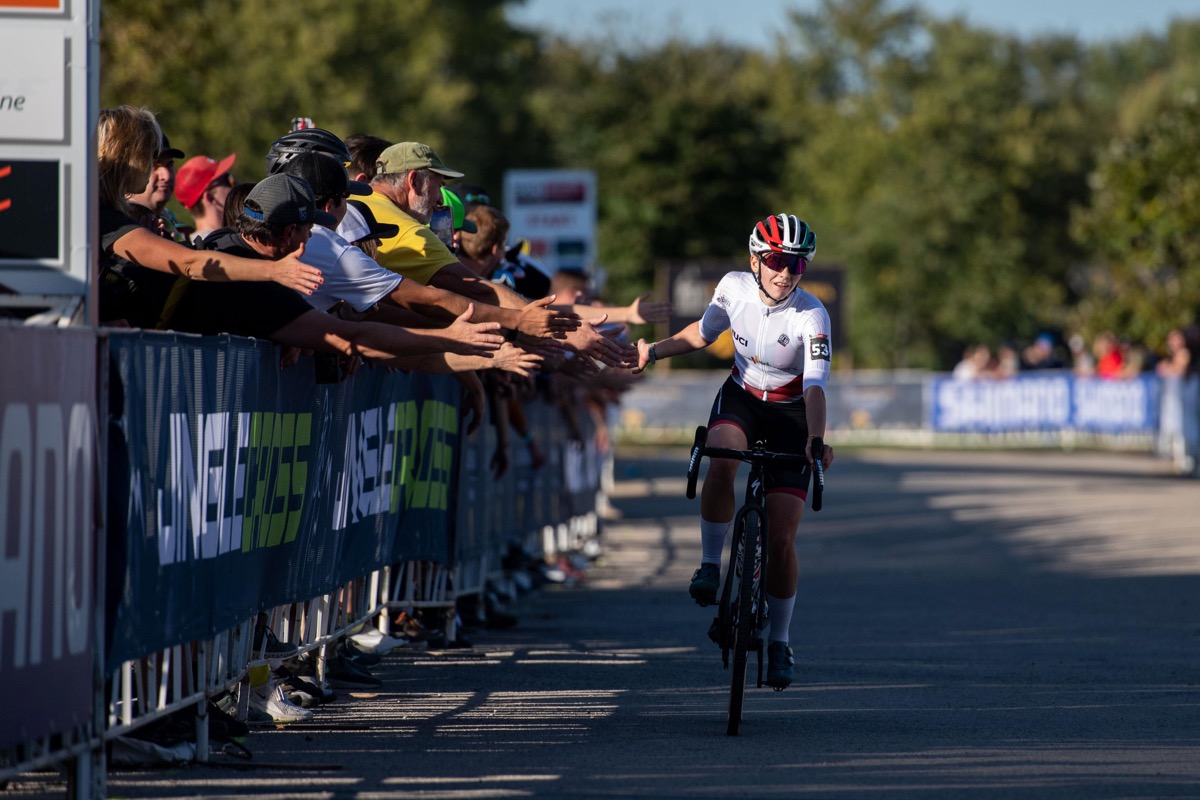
<box><xmin>726</xmin><ymin>508</ymin><xmax>762</xmax><ymax>736</ymax></box>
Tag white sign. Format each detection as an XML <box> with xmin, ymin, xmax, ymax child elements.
<box><xmin>0</xmin><ymin>27</ymin><xmax>65</xmax><ymax>142</ymax></box>
<box><xmin>503</xmin><ymin>169</ymin><xmax>597</xmax><ymax>274</ymax></box>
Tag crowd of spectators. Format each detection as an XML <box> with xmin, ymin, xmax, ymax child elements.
<box><xmin>96</xmin><ymin>106</ymin><xmax>673</xmax><ymax>726</ymax></box>
<box><xmin>952</xmin><ymin>329</ymin><xmax>1200</xmax><ymax>382</ymax></box>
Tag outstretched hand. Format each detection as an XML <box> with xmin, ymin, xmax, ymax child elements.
<box><xmin>518</xmin><ymin>294</ymin><xmax>580</xmax><ymax>338</ymax></box>
<box><xmin>628</xmin><ymin>294</ymin><xmax>673</xmax><ymax>325</ymax></box>
<box><xmin>445</xmin><ymin>303</ymin><xmax>505</xmax><ymax>356</ymax></box>
<box><xmin>563</xmin><ymin>314</ymin><xmax>638</xmax><ymax>369</ymax></box>
<box><xmin>489</xmin><ymin>342</ymin><xmax>545</xmax><ymax>378</ymax></box>
<box><xmin>272</xmin><ymin>241</ymin><xmax>324</xmax><ymax>295</ymax></box>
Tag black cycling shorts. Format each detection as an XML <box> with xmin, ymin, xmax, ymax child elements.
<box><xmin>707</xmin><ymin>376</ymin><xmax>812</xmax><ymax>497</ymax></box>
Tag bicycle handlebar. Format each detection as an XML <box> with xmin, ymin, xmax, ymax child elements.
<box><xmin>684</xmin><ymin>425</ymin><xmax>827</xmax><ymax>511</ymax></box>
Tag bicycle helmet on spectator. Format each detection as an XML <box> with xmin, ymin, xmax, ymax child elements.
<box><xmin>749</xmin><ymin>213</ymin><xmax>816</xmax><ymax>260</ymax></box>
<box><xmin>266</xmin><ymin>128</ymin><xmax>351</xmax><ymax>174</ymax></box>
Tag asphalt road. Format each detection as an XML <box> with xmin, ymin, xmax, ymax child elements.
<box><xmin>9</xmin><ymin>447</ymin><xmax>1200</xmax><ymax>799</ymax></box>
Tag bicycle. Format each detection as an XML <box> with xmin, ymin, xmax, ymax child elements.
<box><xmin>685</xmin><ymin>425</ymin><xmax>825</xmax><ymax>736</ymax></box>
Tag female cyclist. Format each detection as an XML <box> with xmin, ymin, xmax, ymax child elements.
<box><xmin>633</xmin><ymin>213</ymin><xmax>835</xmax><ymax>689</ymax></box>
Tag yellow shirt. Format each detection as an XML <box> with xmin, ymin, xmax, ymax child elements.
<box><xmin>356</xmin><ymin>191</ymin><xmax>457</xmax><ymax>285</ymax></box>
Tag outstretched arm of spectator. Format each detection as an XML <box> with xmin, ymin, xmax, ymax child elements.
<box><xmin>111</xmin><ymin>226</ymin><xmax>323</xmax><ymax>294</ymax></box>
<box><xmin>428</xmin><ymin>261</ymin><xmax>580</xmax><ymax>337</ymax></box>
<box><xmin>555</xmin><ymin>294</ymin><xmax>673</xmax><ymax>325</ymax></box>
<box><xmin>385</xmin><ymin>274</ymin><xmax>578</xmax><ymax>339</ymax></box>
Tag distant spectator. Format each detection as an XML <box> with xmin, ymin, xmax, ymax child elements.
<box><xmin>952</xmin><ymin>345</ymin><xmax>991</xmax><ymax>380</ymax></box>
<box><xmin>1093</xmin><ymin>332</ymin><xmax>1124</xmax><ymax>379</ymax></box>
<box><xmin>990</xmin><ymin>343</ymin><xmax>1020</xmax><ymax>379</ymax></box>
<box><xmin>1157</xmin><ymin>327</ymin><xmax>1200</xmax><ymax>475</ymax></box>
<box><xmin>176</xmin><ymin>151</ymin><xmax>237</xmax><ymax>243</ymax></box>
<box><xmin>1068</xmin><ymin>333</ymin><xmax>1094</xmax><ymax>376</ymax></box>
<box><xmin>1021</xmin><ymin>334</ymin><xmax>1064</xmax><ymax>370</ymax></box>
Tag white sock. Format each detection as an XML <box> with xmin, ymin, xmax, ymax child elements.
<box><xmin>767</xmin><ymin>593</ymin><xmax>795</xmax><ymax>644</ymax></box>
<box><xmin>699</xmin><ymin>518</ymin><xmax>731</xmax><ymax>565</ymax></box>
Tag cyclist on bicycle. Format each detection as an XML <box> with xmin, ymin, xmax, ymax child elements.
<box><xmin>633</xmin><ymin>213</ymin><xmax>834</xmax><ymax>690</ymax></box>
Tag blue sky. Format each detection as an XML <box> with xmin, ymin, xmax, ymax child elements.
<box><xmin>509</xmin><ymin>0</ymin><xmax>1200</xmax><ymax>47</ymax></box>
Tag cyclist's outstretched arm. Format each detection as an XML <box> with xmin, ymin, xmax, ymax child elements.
<box><xmin>633</xmin><ymin>321</ymin><xmax>711</xmax><ymax>374</ymax></box>
<box><xmin>803</xmin><ymin>384</ymin><xmax>834</xmax><ymax>468</ymax></box>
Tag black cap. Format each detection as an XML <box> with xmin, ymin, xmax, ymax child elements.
<box><xmin>158</xmin><ymin>133</ymin><xmax>185</xmax><ymax>160</ymax></box>
<box><xmin>343</xmin><ymin>199</ymin><xmax>400</xmax><ymax>242</ymax></box>
<box><xmin>278</xmin><ymin>152</ymin><xmax>369</xmax><ymax>199</ymax></box>
<box><xmin>242</xmin><ymin>173</ymin><xmax>337</xmax><ymax>228</ymax></box>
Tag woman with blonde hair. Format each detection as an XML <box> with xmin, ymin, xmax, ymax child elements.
<box><xmin>97</xmin><ymin>105</ymin><xmax>322</xmax><ymax>328</ymax></box>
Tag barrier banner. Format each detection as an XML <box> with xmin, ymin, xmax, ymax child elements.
<box><xmin>0</xmin><ymin>325</ymin><xmax>97</xmax><ymax>749</ymax></box>
<box><xmin>931</xmin><ymin>374</ymin><xmax>1159</xmax><ymax>433</ymax></box>
<box><xmin>107</xmin><ymin>332</ymin><xmax>460</xmax><ymax>667</ymax></box>
<box><xmin>456</xmin><ymin>399</ymin><xmax>597</xmax><ymax>562</ymax></box>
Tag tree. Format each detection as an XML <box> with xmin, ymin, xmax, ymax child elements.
<box><xmin>1070</xmin><ymin>93</ymin><xmax>1200</xmax><ymax>348</ymax></box>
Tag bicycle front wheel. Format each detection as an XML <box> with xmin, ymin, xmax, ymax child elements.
<box><xmin>727</xmin><ymin>508</ymin><xmax>762</xmax><ymax>736</ymax></box>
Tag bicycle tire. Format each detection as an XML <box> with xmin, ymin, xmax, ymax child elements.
<box><xmin>726</xmin><ymin>508</ymin><xmax>762</xmax><ymax>736</ymax></box>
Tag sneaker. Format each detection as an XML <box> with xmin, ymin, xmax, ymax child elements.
<box><xmin>349</xmin><ymin>628</ymin><xmax>408</xmax><ymax>656</ymax></box>
<box><xmin>248</xmin><ymin>679</ymin><xmax>313</xmax><ymax>723</ymax></box>
<box><xmin>765</xmin><ymin>642</ymin><xmax>794</xmax><ymax>690</ymax></box>
<box><xmin>689</xmin><ymin>563</ymin><xmax>721</xmax><ymax>606</ymax></box>
<box><xmin>326</xmin><ymin>655</ymin><xmax>382</xmax><ymax>689</ymax></box>
<box><xmin>254</xmin><ymin>624</ymin><xmax>299</xmax><ymax>660</ymax></box>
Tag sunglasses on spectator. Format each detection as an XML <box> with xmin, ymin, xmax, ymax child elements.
<box><xmin>756</xmin><ymin>250</ymin><xmax>807</xmax><ymax>275</ymax></box>
<box><xmin>462</xmin><ymin>192</ymin><xmax>490</xmax><ymax>205</ymax></box>
<box><xmin>208</xmin><ymin>173</ymin><xmax>235</xmax><ymax>191</ymax></box>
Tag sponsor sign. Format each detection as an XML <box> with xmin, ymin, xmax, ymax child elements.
<box><xmin>931</xmin><ymin>374</ymin><xmax>1158</xmax><ymax>433</ymax></box>
<box><xmin>108</xmin><ymin>333</ymin><xmax>461</xmax><ymax>666</ymax></box>
<box><xmin>0</xmin><ymin>325</ymin><xmax>97</xmax><ymax>749</ymax></box>
<box><xmin>0</xmin><ymin>27</ymin><xmax>65</xmax><ymax>142</ymax></box>
<box><xmin>503</xmin><ymin>170</ymin><xmax>597</xmax><ymax>274</ymax></box>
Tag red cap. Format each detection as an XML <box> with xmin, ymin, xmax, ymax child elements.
<box><xmin>174</xmin><ymin>153</ymin><xmax>237</xmax><ymax>208</ymax></box>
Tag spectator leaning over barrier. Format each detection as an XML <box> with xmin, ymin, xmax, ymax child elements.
<box><xmin>125</xmin><ymin>132</ymin><xmax>189</xmax><ymax>244</ymax></box>
<box><xmin>192</xmin><ymin>173</ymin><xmax>540</xmax><ymax>375</ymax></box>
<box><xmin>175</xmin><ymin>150</ymin><xmax>238</xmax><ymax>244</ymax></box>
<box><xmin>96</xmin><ymin>105</ymin><xmax>322</xmax><ymax>329</ymax></box>
<box><xmin>267</xmin><ymin>131</ymin><xmax>575</xmax><ymax>347</ymax></box>
<box><xmin>358</xmin><ymin>142</ymin><xmax>636</xmax><ymax>369</ymax></box>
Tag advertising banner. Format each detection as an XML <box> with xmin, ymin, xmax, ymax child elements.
<box><xmin>931</xmin><ymin>374</ymin><xmax>1159</xmax><ymax>434</ymax></box>
<box><xmin>0</xmin><ymin>325</ymin><xmax>97</xmax><ymax>749</ymax></box>
<box><xmin>107</xmin><ymin>332</ymin><xmax>460</xmax><ymax>667</ymax></box>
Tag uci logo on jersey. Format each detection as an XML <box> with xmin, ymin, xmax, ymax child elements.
<box><xmin>733</xmin><ymin>331</ymin><xmax>748</xmax><ymax>348</ymax></box>
<box><xmin>809</xmin><ymin>335</ymin><xmax>830</xmax><ymax>361</ymax></box>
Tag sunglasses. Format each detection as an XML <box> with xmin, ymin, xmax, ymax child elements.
<box><xmin>757</xmin><ymin>250</ymin><xmax>807</xmax><ymax>275</ymax></box>
<box><xmin>462</xmin><ymin>192</ymin><xmax>490</xmax><ymax>205</ymax></box>
<box><xmin>207</xmin><ymin>173</ymin><xmax>235</xmax><ymax>191</ymax></box>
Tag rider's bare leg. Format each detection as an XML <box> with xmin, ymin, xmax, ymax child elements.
<box><xmin>765</xmin><ymin>491</ymin><xmax>805</xmax><ymax>642</ymax></box>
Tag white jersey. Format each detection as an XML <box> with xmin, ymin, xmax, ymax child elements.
<box><xmin>698</xmin><ymin>272</ymin><xmax>831</xmax><ymax>403</ymax></box>
<box><xmin>300</xmin><ymin>225</ymin><xmax>403</xmax><ymax>314</ymax></box>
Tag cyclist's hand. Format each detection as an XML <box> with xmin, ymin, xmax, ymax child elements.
<box><xmin>807</xmin><ymin>437</ymin><xmax>834</xmax><ymax>470</ymax></box>
<box><xmin>632</xmin><ymin>338</ymin><xmax>653</xmax><ymax>374</ymax></box>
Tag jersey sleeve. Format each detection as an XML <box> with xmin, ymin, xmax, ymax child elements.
<box><xmin>698</xmin><ymin>273</ymin><xmax>735</xmax><ymax>343</ymax></box>
<box><xmin>800</xmin><ymin>303</ymin><xmax>832</xmax><ymax>392</ymax></box>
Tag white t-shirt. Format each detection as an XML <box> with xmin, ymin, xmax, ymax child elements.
<box><xmin>698</xmin><ymin>271</ymin><xmax>831</xmax><ymax>403</ymax></box>
<box><xmin>299</xmin><ymin>225</ymin><xmax>403</xmax><ymax>313</ymax></box>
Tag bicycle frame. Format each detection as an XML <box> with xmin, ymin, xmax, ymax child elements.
<box><xmin>686</xmin><ymin>425</ymin><xmax>820</xmax><ymax>735</ymax></box>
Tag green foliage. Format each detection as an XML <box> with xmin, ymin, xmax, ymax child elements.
<box><xmin>1070</xmin><ymin>94</ymin><xmax>1200</xmax><ymax>349</ymax></box>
